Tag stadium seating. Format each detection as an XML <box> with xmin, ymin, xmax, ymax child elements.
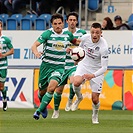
<box><xmin>127</xmin><ymin>14</ymin><xmax>133</xmax><ymax>30</ymax></box>
<box><xmin>0</xmin><ymin>14</ymin><xmax>9</xmax><ymax>26</ymax></box>
<box><xmin>128</xmin><ymin>21</ymin><xmax>133</xmax><ymax>30</ymax></box>
<box><xmin>10</xmin><ymin>14</ymin><xmax>23</xmax><ymax>26</ymax></box>
<box><xmin>6</xmin><ymin>18</ymin><xmax>17</xmax><ymax>30</ymax></box>
<box><xmin>128</xmin><ymin>14</ymin><xmax>133</xmax><ymax>22</ymax></box>
<box><xmin>0</xmin><ymin>18</ymin><xmax>2</xmax><ymax>22</ymax></box>
<box><xmin>63</xmin><ymin>15</ymin><xmax>68</xmax><ymax>28</ymax></box>
<box><xmin>38</xmin><ymin>14</ymin><xmax>51</xmax><ymax>28</ymax></box>
<box><xmin>23</xmin><ymin>14</ymin><xmax>37</xmax><ymax>25</ymax></box>
<box><xmin>35</xmin><ymin>18</ymin><xmax>46</xmax><ymax>30</ymax></box>
<box><xmin>21</xmin><ymin>18</ymin><xmax>32</xmax><ymax>30</ymax></box>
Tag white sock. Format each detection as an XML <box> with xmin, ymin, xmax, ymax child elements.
<box><xmin>92</xmin><ymin>102</ymin><xmax>100</xmax><ymax>116</ymax></box>
<box><xmin>72</xmin><ymin>84</ymin><xmax>82</xmax><ymax>99</ymax></box>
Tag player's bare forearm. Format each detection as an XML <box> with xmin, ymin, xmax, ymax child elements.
<box><xmin>32</xmin><ymin>48</ymin><xmax>42</xmax><ymax>58</ymax></box>
<box><xmin>31</xmin><ymin>41</ymin><xmax>42</xmax><ymax>58</ymax></box>
<box><xmin>71</xmin><ymin>38</ymin><xmax>81</xmax><ymax>46</ymax></box>
<box><xmin>0</xmin><ymin>48</ymin><xmax>14</xmax><ymax>58</ymax></box>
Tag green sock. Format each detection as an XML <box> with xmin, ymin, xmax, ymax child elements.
<box><xmin>2</xmin><ymin>87</ymin><xmax>7</xmax><ymax>100</ymax></box>
<box><xmin>54</xmin><ymin>92</ymin><xmax>62</xmax><ymax>110</ymax></box>
<box><xmin>37</xmin><ymin>92</ymin><xmax>53</xmax><ymax>113</ymax></box>
<box><xmin>69</xmin><ymin>83</ymin><xmax>75</xmax><ymax>99</ymax></box>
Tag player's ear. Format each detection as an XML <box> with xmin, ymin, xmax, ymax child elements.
<box><xmin>101</xmin><ymin>31</ymin><xmax>102</xmax><ymax>35</ymax></box>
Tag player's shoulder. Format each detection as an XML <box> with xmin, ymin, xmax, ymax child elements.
<box><xmin>63</xmin><ymin>29</ymin><xmax>73</xmax><ymax>36</ymax></box>
<box><xmin>76</xmin><ymin>28</ymin><xmax>87</xmax><ymax>34</ymax></box>
<box><xmin>81</xmin><ymin>33</ymin><xmax>91</xmax><ymax>39</ymax></box>
<box><xmin>1</xmin><ymin>35</ymin><xmax>11</xmax><ymax>41</ymax></box>
<box><xmin>99</xmin><ymin>37</ymin><xmax>108</xmax><ymax>52</ymax></box>
<box><xmin>41</xmin><ymin>28</ymin><xmax>53</xmax><ymax>37</ymax></box>
<box><xmin>100</xmin><ymin>37</ymin><xmax>108</xmax><ymax>47</ymax></box>
<box><xmin>45</xmin><ymin>28</ymin><xmax>53</xmax><ymax>33</ymax></box>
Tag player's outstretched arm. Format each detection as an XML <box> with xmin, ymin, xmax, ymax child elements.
<box><xmin>0</xmin><ymin>48</ymin><xmax>14</xmax><ymax>58</ymax></box>
<box><xmin>31</xmin><ymin>41</ymin><xmax>42</xmax><ymax>58</ymax></box>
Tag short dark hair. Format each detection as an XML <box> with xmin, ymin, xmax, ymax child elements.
<box><xmin>91</xmin><ymin>22</ymin><xmax>102</xmax><ymax>29</ymax></box>
<box><xmin>0</xmin><ymin>21</ymin><xmax>2</xmax><ymax>27</ymax></box>
<box><xmin>114</xmin><ymin>15</ymin><xmax>122</xmax><ymax>21</ymax></box>
<box><xmin>50</xmin><ymin>13</ymin><xmax>64</xmax><ymax>23</ymax></box>
<box><xmin>66</xmin><ymin>12</ymin><xmax>79</xmax><ymax>21</ymax></box>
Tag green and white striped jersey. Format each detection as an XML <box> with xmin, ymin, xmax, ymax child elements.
<box><xmin>0</xmin><ymin>35</ymin><xmax>13</xmax><ymax>69</ymax></box>
<box><xmin>64</xmin><ymin>28</ymin><xmax>86</xmax><ymax>70</ymax></box>
<box><xmin>37</xmin><ymin>28</ymin><xmax>75</xmax><ymax>69</ymax></box>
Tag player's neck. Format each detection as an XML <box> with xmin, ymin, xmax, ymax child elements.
<box><xmin>68</xmin><ymin>27</ymin><xmax>76</xmax><ymax>34</ymax></box>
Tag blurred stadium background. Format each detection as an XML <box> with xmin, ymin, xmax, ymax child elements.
<box><xmin>0</xmin><ymin>0</ymin><xmax>133</xmax><ymax>112</ymax></box>
<box><xmin>0</xmin><ymin>0</ymin><xmax>133</xmax><ymax>30</ymax></box>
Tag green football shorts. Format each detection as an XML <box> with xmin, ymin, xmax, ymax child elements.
<box><xmin>0</xmin><ymin>69</ymin><xmax>7</xmax><ymax>83</ymax></box>
<box><xmin>59</xmin><ymin>66</ymin><xmax>76</xmax><ymax>86</ymax></box>
<box><xmin>38</xmin><ymin>62</ymin><xmax>64</xmax><ymax>91</ymax></box>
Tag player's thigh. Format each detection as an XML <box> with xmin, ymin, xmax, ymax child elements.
<box><xmin>74</xmin><ymin>63</ymin><xmax>87</xmax><ymax>76</ymax></box>
<box><xmin>90</xmin><ymin>80</ymin><xmax>103</xmax><ymax>93</ymax></box>
<box><xmin>90</xmin><ymin>80</ymin><xmax>101</xmax><ymax>103</ymax></box>
<box><xmin>67</xmin><ymin>67</ymin><xmax>76</xmax><ymax>83</ymax></box>
<box><xmin>0</xmin><ymin>69</ymin><xmax>7</xmax><ymax>83</ymax></box>
<box><xmin>38</xmin><ymin>63</ymin><xmax>52</xmax><ymax>91</ymax></box>
<box><xmin>58</xmin><ymin>67</ymin><xmax>75</xmax><ymax>86</ymax></box>
<box><xmin>46</xmin><ymin>68</ymin><xmax>65</xmax><ymax>93</ymax></box>
<box><xmin>48</xmin><ymin>68</ymin><xmax>64</xmax><ymax>85</ymax></box>
<box><xmin>0</xmin><ymin>69</ymin><xmax>7</xmax><ymax>91</ymax></box>
<box><xmin>74</xmin><ymin>65</ymin><xmax>87</xmax><ymax>86</ymax></box>
<box><xmin>47</xmin><ymin>79</ymin><xmax>59</xmax><ymax>92</ymax></box>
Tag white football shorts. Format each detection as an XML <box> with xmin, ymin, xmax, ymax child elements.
<box><xmin>74</xmin><ymin>63</ymin><xmax>104</xmax><ymax>93</ymax></box>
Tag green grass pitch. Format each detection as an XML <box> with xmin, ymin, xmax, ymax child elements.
<box><xmin>0</xmin><ymin>109</ymin><xmax>133</xmax><ymax>133</ymax></box>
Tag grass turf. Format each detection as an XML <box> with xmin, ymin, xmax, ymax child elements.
<box><xmin>0</xmin><ymin>109</ymin><xmax>133</xmax><ymax>133</ymax></box>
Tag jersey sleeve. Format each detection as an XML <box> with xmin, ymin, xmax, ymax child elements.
<box><xmin>5</xmin><ymin>37</ymin><xmax>13</xmax><ymax>49</ymax></box>
<box><xmin>68</xmin><ymin>32</ymin><xmax>75</xmax><ymax>43</ymax></box>
<box><xmin>37</xmin><ymin>30</ymin><xmax>51</xmax><ymax>44</ymax></box>
<box><xmin>82</xmin><ymin>29</ymin><xmax>87</xmax><ymax>35</ymax></box>
<box><xmin>93</xmin><ymin>46</ymin><xmax>108</xmax><ymax>77</ymax></box>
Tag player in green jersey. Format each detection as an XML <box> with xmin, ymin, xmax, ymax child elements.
<box><xmin>51</xmin><ymin>12</ymin><xmax>86</xmax><ymax>119</ymax></box>
<box><xmin>0</xmin><ymin>21</ymin><xmax>14</xmax><ymax>111</ymax></box>
<box><xmin>32</xmin><ymin>13</ymin><xmax>80</xmax><ymax>120</ymax></box>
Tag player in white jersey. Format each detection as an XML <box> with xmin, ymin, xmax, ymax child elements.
<box><xmin>51</xmin><ymin>12</ymin><xmax>86</xmax><ymax>119</ymax></box>
<box><xmin>73</xmin><ymin>23</ymin><xmax>108</xmax><ymax>124</ymax></box>
<box><xmin>32</xmin><ymin>13</ymin><xmax>80</xmax><ymax>120</ymax></box>
<box><xmin>0</xmin><ymin>21</ymin><xmax>14</xmax><ymax>111</ymax></box>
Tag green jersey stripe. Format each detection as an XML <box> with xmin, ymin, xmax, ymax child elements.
<box><xmin>42</xmin><ymin>59</ymin><xmax>65</xmax><ymax>65</ymax></box>
<box><xmin>0</xmin><ymin>66</ymin><xmax>7</xmax><ymax>69</ymax></box>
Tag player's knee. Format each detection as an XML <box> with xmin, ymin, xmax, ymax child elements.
<box><xmin>39</xmin><ymin>89</ymin><xmax>47</xmax><ymax>96</ymax></box>
<box><xmin>48</xmin><ymin>88</ymin><xmax>55</xmax><ymax>93</ymax></box>
<box><xmin>56</xmin><ymin>88</ymin><xmax>63</xmax><ymax>94</ymax></box>
<box><xmin>92</xmin><ymin>97</ymin><xmax>99</xmax><ymax>105</ymax></box>
<box><xmin>73</xmin><ymin>80</ymin><xmax>81</xmax><ymax>87</ymax></box>
<box><xmin>73</xmin><ymin>76</ymin><xmax>83</xmax><ymax>87</ymax></box>
<box><xmin>0</xmin><ymin>83</ymin><xmax>4</xmax><ymax>91</ymax></box>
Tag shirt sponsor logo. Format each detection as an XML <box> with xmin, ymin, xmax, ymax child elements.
<box><xmin>53</xmin><ymin>42</ymin><xmax>65</xmax><ymax>50</ymax></box>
